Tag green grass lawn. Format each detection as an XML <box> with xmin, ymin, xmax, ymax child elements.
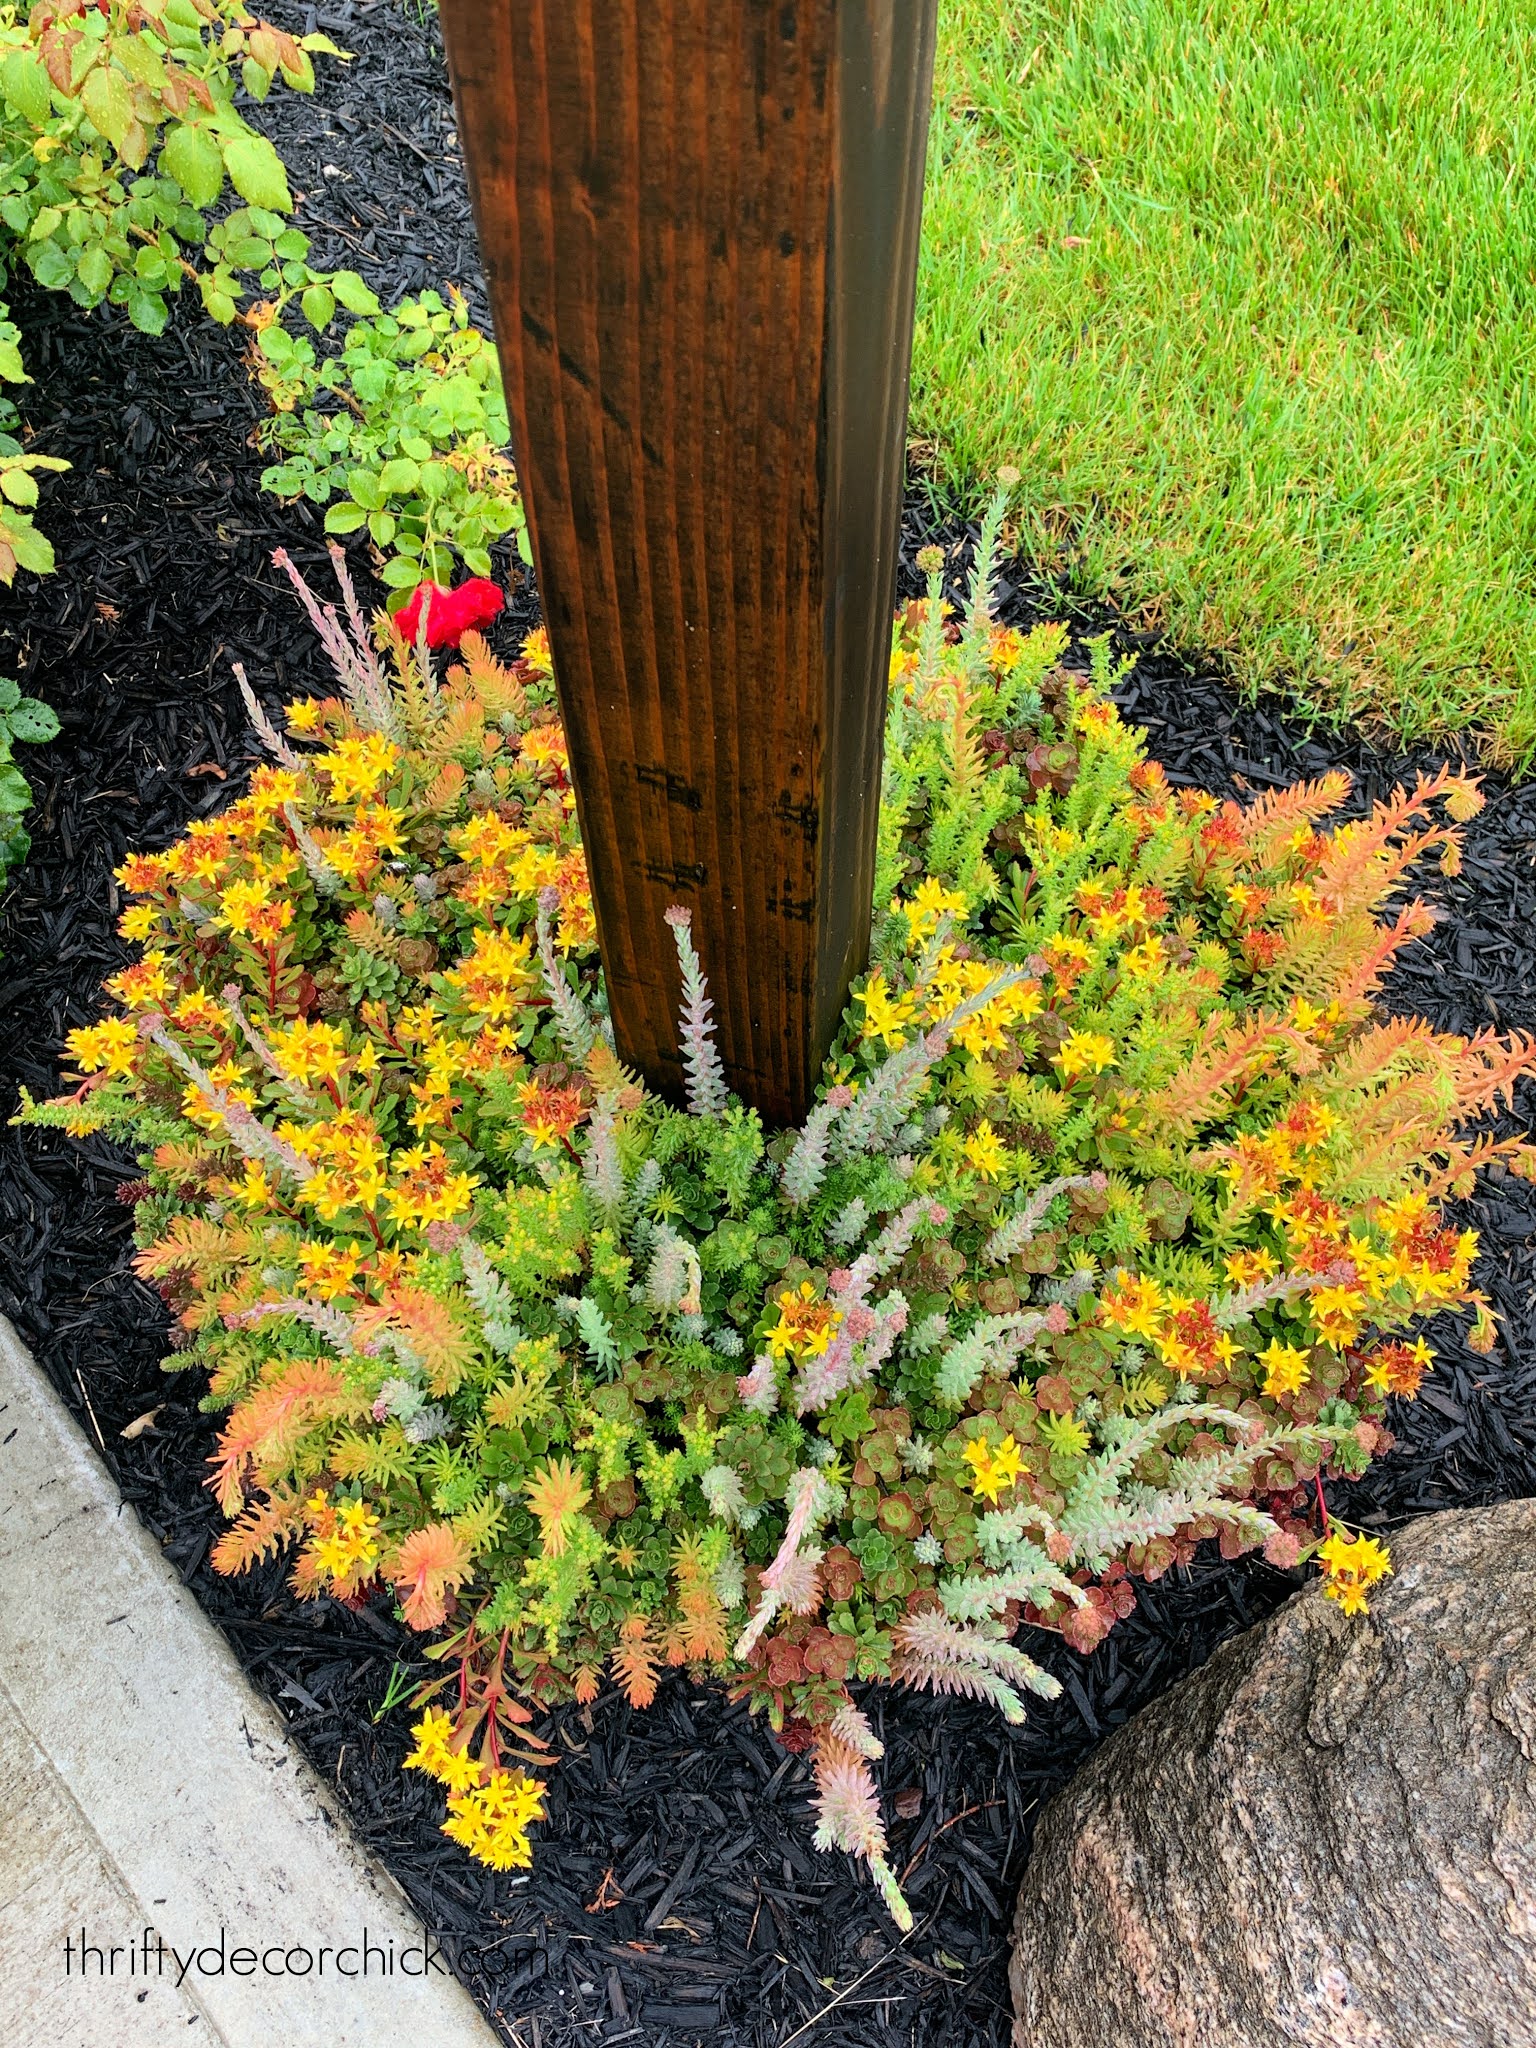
<box><xmin>917</xmin><ymin>0</ymin><xmax>1536</xmax><ymax>764</ymax></box>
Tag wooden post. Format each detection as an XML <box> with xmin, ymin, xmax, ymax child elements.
<box><xmin>438</xmin><ymin>0</ymin><xmax>939</xmax><ymax>1125</ymax></box>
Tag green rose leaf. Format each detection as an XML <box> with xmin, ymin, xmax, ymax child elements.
<box><xmin>323</xmin><ymin>500</ymin><xmax>368</xmax><ymax>535</ymax></box>
<box><xmin>301</xmin><ymin>283</ymin><xmax>336</xmax><ymax>332</ymax></box>
<box><xmin>75</xmin><ymin>244</ymin><xmax>114</xmax><ymax>299</ymax></box>
<box><xmin>113</xmin><ymin>35</ymin><xmax>167</xmax><ymax>92</ymax></box>
<box><xmin>81</xmin><ymin>66</ymin><xmax>134</xmax><ymax>152</ymax></box>
<box><xmin>27</xmin><ymin>242</ymin><xmax>74</xmax><ymax>291</ymax></box>
<box><xmin>1</xmin><ymin>53</ymin><xmax>53</xmax><ymax>128</ymax></box>
<box><xmin>8</xmin><ymin>698</ymin><xmax>60</xmax><ymax>744</ymax></box>
<box><xmin>331</xmin><ymin>270</ymin><xmax>380</xmax><ymax>318</ymax></box>
<box><xmin>222</xmin><ymin>234</ymin><xmax>271</xmax><ymax>270</ymax></box>
<box><xmin>221</xmin><ymin>135</ymin><xmax>292</xmax><ymax>214</ymax></box>
<box><xmin>127</xmin><ymin>292</ymin><xmax>170</xmax><ymax>337</ymax></box>
<box><xmin>162</xmin><ymin>123</ymin><xmax>224</xmax><ymax>209</ymax></box>
<box><xmin>344</xmin><ymin>469</ymin><xmax>384</xmax><ymax>512</ymax></box>
<box><xmin>376</xmin><ymin>457</ymin><xmax>420</xmax><ymax>496</ymax></box>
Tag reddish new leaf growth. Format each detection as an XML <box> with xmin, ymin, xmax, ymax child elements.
<box><xmin>206</xmin><ymin>1359</ymin><xmax>355</xmax><ymax>1513</ymax></box>
<box><xmin>389</xmin><ymin>1523</ymin><xmax>471</xmax><ymax>1630</ymax></box>
<box><xmin>210</xmin><ymin>1489</ymin><xmax>307</xmax><ymax>1576</ymax></box>
<box><xmin>611</xmin><ymin>1615</ymin><xmax>660</xmax><ymax>1708</ymax></box>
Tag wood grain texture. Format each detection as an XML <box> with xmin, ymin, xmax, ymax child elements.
<box><xmin>438</xmin><ymin>0</ymin><xmax>938</xmax><ymax>1124</ymax></box>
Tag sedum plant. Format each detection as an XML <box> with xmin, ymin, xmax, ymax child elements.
<box><xmin>254</xmin><ymin>284</ymin><xmax>529</xmax><ymax>597</ymax></box>
<box><xmin>23</xmin><ymin>502</ymin><xmax>1536</xmax><ymax>1921</ymax></box>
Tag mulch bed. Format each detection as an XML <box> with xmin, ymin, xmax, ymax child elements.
<box><xmin>2</xmin><ymin>5</ymin><xmax>1533</xmax><ymax>2043</ymax></box>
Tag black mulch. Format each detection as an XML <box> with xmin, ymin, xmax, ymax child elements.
<box><xmin>2</xmin><ymin>5</ymin><xmax>1533</xmax><ymax>2044</ymax></box>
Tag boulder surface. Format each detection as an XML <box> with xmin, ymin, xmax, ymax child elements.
<box><xmin>1010</xmin><ymin>1499</ymin><xmax>1536</xmax><ymax>2048</ymax></box>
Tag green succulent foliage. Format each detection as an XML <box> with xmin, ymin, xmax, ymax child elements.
<box><xmin>255</xmin><ymin>286</ymin><xmax>530</xmax><ymax>594</ymax></box>
<box><xmin>0</xmin><ymin>669</ymin><xmax>59</xmax><ymax>873</ymax></box>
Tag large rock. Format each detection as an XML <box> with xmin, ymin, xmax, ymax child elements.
<box><xmin>1010</xmin><ymin>1500</ymin><xmax>1536</xmax><ymax>2048</ymax></box>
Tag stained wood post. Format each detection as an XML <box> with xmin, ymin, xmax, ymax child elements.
<box><xmin>438</xmin><ymin>0</ymin><xmax>939</xmax><ymax>1125</ymax></box>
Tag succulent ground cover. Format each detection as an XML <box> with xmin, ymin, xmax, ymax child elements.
<box><xmin>3</xmin><ymin>8</ymin><xmax>1536</xmax><ymax>2046</ymax></box>
<box><xmin>19</xmin><ymin>469</ymin><xmax>1532</xmax><ymax>1917</ymax></box>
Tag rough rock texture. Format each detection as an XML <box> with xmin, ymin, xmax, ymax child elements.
<box><xmin>1010</xmin><ymin>1501</ymin><xmax>1536</xmax><ymax>2048</ymax></box>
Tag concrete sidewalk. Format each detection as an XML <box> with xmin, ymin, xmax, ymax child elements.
<box><xmin>0</xmin><ymin>1315</ymin><xmax>498</xmax><ymax>2048</ymax></box>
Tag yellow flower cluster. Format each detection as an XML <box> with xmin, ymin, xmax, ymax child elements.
<box><xmin>384</xmin><ymin>1142</ymin><xmax>481</xmax><ymax>1230</ymax></box>
<box><xmin>451</xmin><ymin>809</ymin><xmax>564</xmax><ymax>914</ymax></box>
<box><xmin>765</xmin><ymin>1280</ymin><xmax>843</xmax><ymax>1362</ymax></box>
<box><xmin>936</xmin><ymin>954</ymin><xmax>1043</xmax><ymax>1059</ymax></box>
<box><xmin>442</xmin><ymin>1771</ymin><xmax>546</xmax><ymax>1871</ymax></box>
<box><xmin>1056</xmin><ymin>1029</ymin><xmax>1116</xmax><ymax>1081</ymax></box>
<box><xmin>1258</xmin><ymin>1340</ymin><xmax>1310</xmax><ymax>1398</ymax></box>
<box><xmin>318</xmin><ymin>800</ymin><xmax>405</xmax><ymax>889</ymax></box>
<box><xmin>183</xmin><ymin>1057</ymin><xmax>256</xmax><ymax>1132</ymax></box>
<box><xmin>405</xmin><ymin>1708</ymin><xmax>546</xmax><ymax>1869</ymax></box>
<box><xmin>404</xmin><ymin>1706</ymin><xmax>485</xmax><ymax>1794</ymax></box>
<box><xmin>216</xmin><ymin>871</ymin><xmax>298</xmax><ymax>943</ymax></box>
<box><xmin>296</xmin><ymin>1241</ymin><xmax>363</xmax><ymax>1301</ymax></box>
<box><xmin>308</xmin><ymin>1495</ymin><xmax>382</xmax><ymax>1585</ymax></box>
<box><xmin>315</xmin><ymin>733</ymin><xmax>401</xmax><ymax>804</ymax></box>
<box><xmin>857</xmin><ymin>970</ymin><xmax>920</xmax><ymax>1050</ymax></box>
<box><xmin>292</xmin><ymin>1110</ymin><xmax>389</xmax><ymax>1221</ymax></box>
<box><xmin>65</xmin><ymin>1016</ymin><xmax>139</xmax><ymax>1077</ymax></box>
<box><xmin>857</xmin><ymin>883</ymin><xmax>1044</xmax><ymax>1060</ymax></box>
<box><xmin>1098</xmin><ymin>1273</ymin><xmax>1238</xmax><ymax>1381</ymax></box>
<box><xmin>897</xmin><ymin>875</ymin><xmax>969</xmax><ymax>937</ymax></box>
<box><xmin>1270</xmin><ymin>1187</ymin><xmax>1477</xmax><ymax>1348</ymax></box>
<box><xmin>106</xmin><ymin>949</ymin><xmax>172</xmax><ymax>1009</ymax></box>
<box><xmin>963</xmin><ymin>1432</ymin><xmax>1026</xmax><ymax>1503</ymax></box>
<box><xmin>962</xmin><ymin>1119</ymin><xmax>1007</xmax><ymax>1180</ymax></box>
<box><xmin>1317</xmin><ymin>1529</ymin><xmax>1392</xmax><ymax>1615</ymax></box>
<box><xmin>1363</xmin><ymin>1336</ymin><xmax>1434</xmax><ymax>1396</ymax></box>
<box><xmin>443</xmin><ymin>927</ymin><xmax>537</xmax><ymax>1023</ymax></box>
<box><xmin>272</xmin><ymin>1018</ymin><xmax>348</xmax><ymax>1091</ymax></box>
